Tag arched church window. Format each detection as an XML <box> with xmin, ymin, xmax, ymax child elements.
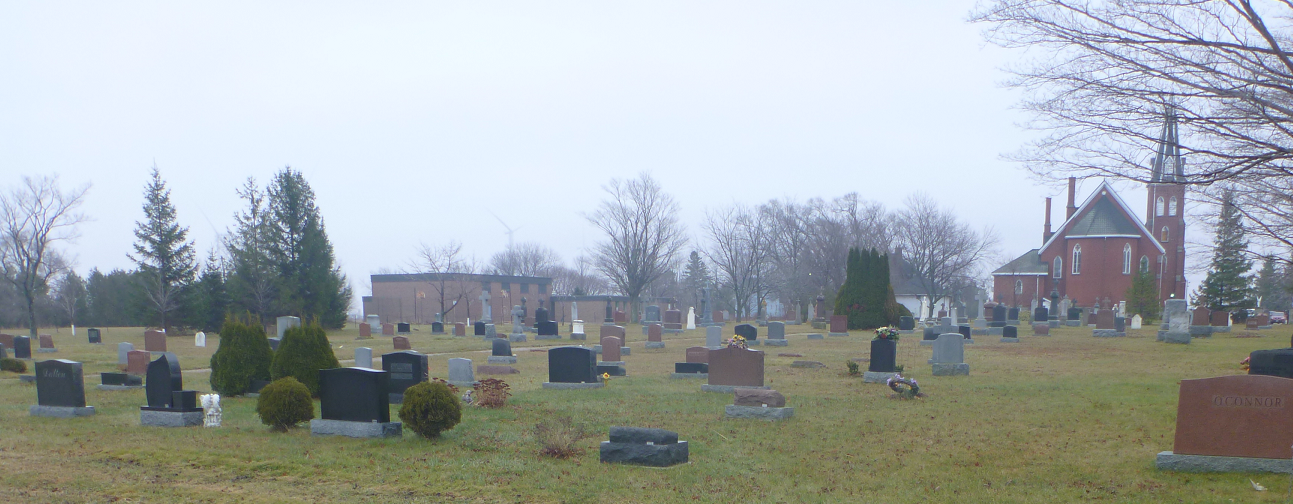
<box><xmin>1072</xmin><ymin>245</ymin><xmax>1082</xmax><ymax>275</ymax></box>
<box><xmin>1053</xmin><ymin>256</ymin><xmax>1062</xmax><ymax>279</ymax></box>
<box><xmin>1161</xmin><ymin>226</ymin><xmax>1170</xmax><ymax>242</ymax></box>
<box><xmin>1156</xmin><ymin>197</ymin><xmax>1165</xmax><ymax>216</ymax></box>
<box><xmin>1123</xmin><ymin>244</ymin><xmax>1132</xmax><ymax>274</ymax></box>
<box><xmin>1140</xmin><ymin>255</ymin><xmax>1150</xmax><ymax>273</ymax></box>
<box><xmin>1015</xmin><ymin>279</ymin><xmax>1023</xmax><ymax>295</ymax></box>
<box><xmin>1169</xmin><ymin>196</ymin><xmax>1178</xmax><ymax>216</ymax></box>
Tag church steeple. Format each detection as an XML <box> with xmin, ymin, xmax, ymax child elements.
<box><xmin>1150</xmin><ymin>104</ymin><xmax>1183</xmax><ymax>183</ymax></box>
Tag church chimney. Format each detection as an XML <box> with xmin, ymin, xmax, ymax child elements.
<box><xmin>1043</xmin><ymin>197</ymin><xmax>1053</xmax><ymax>243</ymax></box>
<box><xmin>1065</xmin><ymin>177</ymin><xmax>1077</xmax><ymax>220</ymax></box>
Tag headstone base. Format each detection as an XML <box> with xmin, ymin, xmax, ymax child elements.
<box><xmin>96</xmin><ymin>384</ymin><xmax>144</xmax><ymax>391</ymax></box>
<box><xmin>987</xmin><ymin>327</ymin><xmax>1004</xmax><ymax>336</ymax></box>
<box><xmin>30</xmin><ymin>405</ymin><xmax>95</xmax><ymax>418</ymax></box>
<box><xmin>535</xmin><ymin>335</ymin><xmax>562</xmax><ymax>340</ymax></box>
<box><xmin>599</xmin><ymin>440</ymin><xmax>688</xmax><ymax>467</ymax></box>
<box><xmin>310</xmin><ymin>419</ymin><xmax>402</xmax><ymax>438</ymax></box>
<box><xmin>828</xmin><ymin>332</ymin><xmax>848</xmax><ymax>337</ymax></box>
<box><xmin>140</xmin><ymin>409</ymin><xmax>204</xmax><ymax>427</ymax></box>
<box><xmin>971</xmin><ymin>329</ymin><xmax>989</xmax><ymax>336</ymax></box>
<box><xmin>746</xmin><ymin>340</ymin><xmax>761</xmax><ymax>346</ymax></box>
<box><xmin>597</xmin><ymin>361</ymin><xmax>625</xmax><ymax>367</ymax></box>
<box><xmin>1065</xmin><ymin>321</ymin><xmax>1081</xmax><ymax>327</ymax></box>
<box><xmin>1000</xmin><ymin>337</ymin><xmax>1020</xmax><ymax>343</ymax></box>
<box><xmin>509</xmin><ymin>334</ymin><xmax>528</xmax><ymax>342</ymax></box>
<box><xmin>37</xmin><ymin>348</ymin><xmax>57</xmax><ymax>353</ymax></box>
<box><xmin>973</xmin><ymin>319</ymin><xmax>987</xmax><ymax>328</ymax></box>
<box><xmin>920</xmin><ymin>340</ymin><xmax>934</xmax><ymax>346</ymax></box>
<box><xmin>1212</xmin><ymin>326</ymin><xmax>1231</xmax><ymax>333</ymax></box>
<box><xmin>1162</xmin><ymin>332</ymin><xmax>1192</xmax><ymax>344</ymax></box>
<box><xmin>1189</xmin><ymin>326</ymin><xmax>1213</xmax><ymax>337</ymax></box>
<box><xmin>1092</xmin><ymin>329</ymin><xmax>1124</xmax><ymax>337</ymax></box>
<box><xmin>487</xmin><ymin>356</ymin><xmax>518</xmax><ymax>364</ymax></box>
<box><xmin>542</xmin><ymin>382</ymin><xmax>604</xmax><ymax>389</ymax></box>
<box><xmin>811</xmin><ymin>321</ymin><xmax>827</xmax><ymax>330</ymax></box>
<box><xmin>1049</xmin><ymin>321</ymin><xmax>1059</xmax><ymax>328</ymax></box>
<box><xmin>701</xmin><ymin>384</ymin><xmax>770</xmax><ymax>393</ymax></box>
<box><xmin>19</xmin><ymin>375</ymin><xmax>36</xmax><ymax>383</ymax></box>
<box><xmin>1259</xmin><ymin>325</ymin><xmax>1274</xmax><ymax>330</ymax></box>
<box><xmin>670</xmin><ymin>372</ymin><xmax>708</xmax><ymax>379</ymax></box>
<box><xmin>596</xmin><ymin>364</ymin><xmax>626</xmax><ymax>376</ymax></box>
<box><xmin>764</xmin><ymin>339</ymin><xmax>788</xmax><ymax>347</ymax></box>
<box><xmin>1155</xmin><ymin>451</ymin><xmax>1293</xmax><ymax>473</ymax></box>
<box><xmin>621</xmin><ymin>346</ymin><xmax>631</xmax><ymax>356</ymax></box>
<box><xmin>806</xmin><ymin>334</ymin><xmax>824</xmax><ymax>340</ymax></box>
<box><xmin>645</xmin><ymin>342</ymin><xmax>665</xmax><ymax>349</ymax></box>
<box><xmin>931</xmin><ymin>363</ymin><xmax>970</xmax><ymax>376</ymax></box>
<box><xmin>863</xmin><ymin>371</ymin><xmax>898</xmax><ymax>383</ymax></box>
<box><xmin>664</xmin><ymin>329</ymin><xmax>683</xmax><ymax>334</ymax></box>
<box><xmin>724</xmin><ymin>405</ymin><xmax>794</xmax><ymax>420</ymax></box>
<box><xmin>571</xmin><ymin>333</ymin><xmax>586</xmax><ymax>340</ymax></box>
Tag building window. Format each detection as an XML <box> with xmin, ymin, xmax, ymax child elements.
<box><xmin>1156</xmin><ymin>197</ymin><xmax>1165</xmax><ymax>216</ymax></box>
<box><xmin>521</xmin><ymin>283</ymin><xmax>530</xmax><ymax>294</ymax></box>
<box><xmin>1122</xmin><ymin>244</ymin><xmax>1132</xmax><ymax>274</ymax></box>
<box><xmin>1053</xmin><ymin>256</ymin><xmax>1062</xmax><ymax>279</ymax></box>
<box><xmin>1014</xmin><ymin>279</ymin><xmax>1023</xmax><ymax>295</ymax></box>
<box><xmin>1161</xmin><ymin>226</ymin><xmax>1170</xmax><ymax>242</ymax></box>
<box><xmin>1140</xmin><ymin>255</ymin><xmax>1150</xmax><ymax>273</ymax></box>
<box><xmin>1072</xmin><ymin>245</ymin><xmax>1082</xmax><ymax>275</ymax></box>
<box><xmin>1169</xmin><ymin>196</ymin><xmax>1178</xmax><ymax>216</ymax></box>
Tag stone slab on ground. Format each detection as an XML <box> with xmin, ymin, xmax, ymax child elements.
<box><xmin>670</xmin><ymin>373</ymin><xmax>708</xmax><ymax>379</ymax></box>
<box><xmin>725</xmin><ymin>404</ymin><xmax>794</xmax><ymax>420</ymax></box>
<box><xmin>487</xmin><ymin>356</ymin><xmax>518</xmax><ymax>364</ymax></box>
<box><xmin>863</xmin><ymin>371</ymin><xmax>898</xmax><ymax>383</ymax></box>
<box><xmin>534</xmin><ymin>335</ymin><xmax>562</xmax><ymax>340</ymax></box>
<box><xmin>828</xmin><ymin>332</ymin><xmax>848</xmax><ymax>337</ymax></box>
<box><xmin>932</xmin><ymin>363</ymin><xmax>970</xmax><ymax>376</ymax></box>
<box><xmin>1155</xmin><ymin>451</ymin><xmax>1293</xmax><ymax>473</ymax></box>
<box><xmin>18</xmin><ymin>375</ymin><xmax>35</xmax><ymax>383</ymax></box>
<box><xmin>1000</xmin><ymin>337</ymin><xmax>1019</xmax><ymax>343</ymax></box>
<box><xmin>971</xmin><ymin>329</ymin><xmax>989</xmax><ymax>336</ymax></box>
<box><xmin>645</xmin><ymin>342</ymin><xmax>665</xmax><ymax>349</ymax></box>
<box><xmin>509</xmin><ymin>334</ymin><xmax>528</xmax><ymax>342</ymax></box>
<box><xmin>1163</xmin><ymin>332</ymin><xmax>1192</xmax><ymax>344</ymax></box>
<box><xmin>1093</xmin><ymin>329</ymin><xmax>1125</xmax><ymax>337</ymax></box>
<box><xmin>764</xmin><ymin>340</ymin><xmax>788</xmax><ymax>347</ymax></box>
<box><xmin>140</xmin><ymin>410</ymin><xmax>203</xmax><ymax>427</ymax></box>
<box><xmin>542</xmin><ymin>382</ymin><xmax>604</xmax><ymax>390</ymax></box>
<box><xmin>30</xmin><ymin>405</ymin><xmax>95</xmax><ymax>418</ymax></box>
<box><xmin>96</xmin><ymin>385</ymin><xmax>144</xmax><ymax>391</ymax></box>
<box><xmin>37</xmin><ymin>348</ymin><xmax>57</xmax><ymax>353</ymax></box>
<box><xmin>806</xmin><ymin>334</ymin><xmax>824</xmax><ymax>340</ymax></box>
<box><xmin>790</xmin><ymin>361</ymin><xmax>825</xmax><ymax>368</ymax></box>
<box><xmin>987</xmin><ymin>327</ymin><xmax>1004</xmax><ymax>336</ymax></box>
<box><xmin>701</xmin><ymin>384</ymin><xmax>770</xmax><ymax>393</ymax></box>
<box><xmin>570</xmin><ymin>333</ymin><xmax>586</xmax><ymax>340</ymax></box>
<box><xmin>599</xmin><ymin>441</ymin><xmax>689</xmax><ymax>467</ymax></box>
<box><xmin>310</xmin><ymin>419</ymin><xmax>403</xmax><ymax>438</ymax></box>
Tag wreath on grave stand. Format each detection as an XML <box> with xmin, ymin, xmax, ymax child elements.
<box><xmin>874</xmin><ymin>326</ymin><xmax>900</xmax><ymax>342</ymax></box>
<box><xmin>728</xmin><ymin>335</ymin><xmax>748</xmax><ymax>350</ymax></box>
<box><xmin>1241</xmin><ymin>356</ymin><xmax>1251</xmax><ymax>371</ymax></box>
<box><xmin>886</xmin><ymin>374</ymin><xmax>922</xmax><ymax>399</ymax></box>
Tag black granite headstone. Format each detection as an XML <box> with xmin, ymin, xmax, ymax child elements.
<box><xmin>171</xmin><ymin>390</ymin><xmax>198</xmax><ymax>410</ymax></box>
<box><xmin>145</xmin><ymin>353</ymin><xmax>183</xmax><ymax>409</ymax></box>
<box><xmin>13</xmin><ymin>336</ymin><xmax>31</xmax><ymax>359</ymax></box>
<box><xmin>1115</xmin><ymin>316</ymin><xmax>1125</xmax><ymax>332</ymax></box>
<box><xmin>1068</xmin><ymin>307</ymin><xmax>1082</xmax><ymax>321</ymax></box>
<box><xmin>474</xmin><ymin>321</ymin><xmax>486</xmax><ymax>336</ymax></box>
<box><xmin>596</xmin><ymin>364</ymin><xmax>626</xmax><ymax>376</ymax></box>
<box><xmin>991</xmin><ymin>305</ymin><xmax>1007</xmax><ymax>327</ymax></box>
<box><xmin>537</xmin><ymin>320</ymin><xmax>558</xmax><ymax>336</ymax></box>
<box><xmin>535</xmin><ymin>306</ymin><xmax>550</xmax><ymax>324</ymax></box>
<box><xmin>381</xmin><ymin>351</ymin><xmax>428</xmax><ymax>397</ymax></box>
<box><xmin>492</xmin><ymin>339</ymin><xmax>512</xmax><ymax>356</ymax></box>
<box><xmin>1003</xmin><ymin>326</ymin><xmax>1018</xmax><ymax>338</ymax></box>
<box><xmin>101</xmin><ymin>372</ymin><xmax>142</xmax><ymax>386</ymax></box>
<box><xmin>868</xmin><ymin>339</ymin><xmax>896</xmax><ymax>373</ymax></box>
<box><xmin>1033</xmin><ymin>307</ymin><xmax>1049</xmax><ymax>322</ymax></box>
<box><xmin>898</xmin><ymin>316</ymin><xmax>915</xmax><ymax>331</ymax></box>
<box><xmin>319</xmin><ymin>367</ymin><xmax>391</xmax><ymax>423</ymax></box>
<box><xmin>674</xmin><ymin>362</ymin><xmax>708</xmax><ymax>374</ymax></box>
<box><xmin>1249</xmin><ymin>349</ymin><xmax>1293</xmax><ymax>379</ymax></box>
<box><xmin>735</xmin><ymin>324</ymin><xmax>757</xmax><ymax>341</ymax></box>
<box><xmin>958</xmin><ymin>325</ymin><xmax>971</xmax><ymax>340</ymax></box>
<box><xmin>35</xmin><ymin>359</ymin><xmax>86</xmax><ymax>408</ymax></box>
<box><xmin>1007</xmin><ymin>307</ymin><xmax>1020</xmax><ymax>321</ymax></box>
<box><xmin>88</xmin><ymin>328</ymin><xmax>101</xmax><ymax>344</ymax></box>
<box><xmin>397</xmin><ymin>323</ymin><xmax>410</xmax><ymax>334</ymax></box>
<box><xmin>923</xmin><ymin>327</ymin><xmax>938</xmax><ymax>341</ymax></box>
<box><xmin>548</xmin><ymin>346</ymin><xmax>598</xmax><ymax>384</ymax></box>
<box><xmin>432</xmin><ymin>321</ymin><xmax>444</xmax><ymax>334</ymax></box>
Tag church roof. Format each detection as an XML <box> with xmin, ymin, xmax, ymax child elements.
<box><xmin>992</xmin><ymin>249</ymin><xmax>1047</xmax><ymax>275</ymax></box>
<box><xmin>1065</xmin><ymin>198</ymin><xmax>1142</xmax><ymax>236</ymax></box>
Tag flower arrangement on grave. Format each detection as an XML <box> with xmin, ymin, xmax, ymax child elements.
<box><xmin>601</xmin><ymin>372</ymin><xmax>611</xmax><ymax>386</ymax></box>
<box><xmin>874</xmin><ymin>326</ymin><xmax>900</xmax><ymax>342</ymax></box>
<box><xmin>1241</xmin><ymin>356</ymin><xmax>1251</xmax><ymax>371</ymax></box>
<box><xmin>473</xmin><ymin>378</ymin><xmax>511</xmax><ymax>408</ymax></box>
<box><xmin>886</xmin><ymin>374</ymin><xmax>922</xmax><ymax>399</ymax></box>
<box><xmin>728</xmin><ymin>335</ymin><xmax>747</xmax><ymax>349</ymax></box>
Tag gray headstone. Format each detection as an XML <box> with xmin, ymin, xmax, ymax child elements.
<box><xmin>355</xmin><ymin>347</ymin><xmax>373</xmax><ymax>369</ymax></box>
<box><xmin>117</xmin><ymin>342</ymin><xmax>134</xmax><ymax>366</ymax></box>
<box><xmin>767</xmin><ymin>322</ymin><xmax>785</xmax><ymax>339</ymax></box>
<box><xmin>485</xmin><ymin>324</ymin><xmax>497</xmax><ymax>338</ymax></box>
<box><xmin>492</xmin><ymin>339</ymin><xmax>513</xmax><ymax>356</ymax></box>
<box><xmin>366</xmin><ymin>315</ymin><xmax>382</xmax><ymax>329</ymax></box>
<box><xmin>931</xmin><ymin>333</ymin><xmax>965</xmax><ymax>364</ymax></box>
<box><xmin>448</xmin><ymin>358</ymin><xmax>475</xmax><ymax>385</ymax></box>
<box><xmin>706</xmin><ymin>326</ymin><xmax>723</xmax><ymax>348</ymax></box>
<box><xmin>1165</xmin><ymin>300</ymin><xmax>1190</xmax><ymax>332</ymax></box>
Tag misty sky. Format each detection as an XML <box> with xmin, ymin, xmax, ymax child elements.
<box><xmin>0</xmin><ymin>1</ymin><xmax>1206</xmax><ymax>311</ymax></box>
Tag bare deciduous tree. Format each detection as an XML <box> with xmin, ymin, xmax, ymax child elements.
<box><xmin>895</xmin><ymin>194</ymin><xmax>998</xmax><ymax>319</ymax></box>
<box><xmin>408</xmin><ymin>240</ymin><xmax>478</xmax><ymax>322</ymax></box>
<box><xmin>54</xmin><ymin>271</ymin><xmax>86</xmax><ymax>328</ymax></box>
<box><xmin>0</xmin><ymin>175</ymin><xmax>88</xmax><ymax>337</ymax></box>
<box><xmin>587</xmin><ymin>173</ymin><xmax>688</xmax><ymax>321</ymax></box>
<box><xmin>488</xmin><ymin>242</ymin><xmax>562</xmax><ymax>278</ymax></box>
<box><xmin>551</xmin><ymin>255</ymin><xmax>610</xmax><ymax>296</ymax></box>
<box><xmin>703</xmin><ymin>205</ymin><xmax>769</xmax><ymax>321</ymax></box>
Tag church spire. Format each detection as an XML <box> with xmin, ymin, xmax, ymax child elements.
<box><xmin>1150</xmin><ymin>104</ymin><xmax>1183</xmax><ymax>183</ymax></box>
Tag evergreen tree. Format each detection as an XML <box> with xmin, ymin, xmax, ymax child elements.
<box><xmin>1196</xmin><ymin>190</ymin><xmax>1254</xmax><ymax>313</ymax></box>
<box><xmin>270</xmin><ymin>322</ymin><xmax>340</xmax><ymax>396</ymax></box>
<box><xmin>85</xmin><ymin>268</ymin><xmax>147</xmax><ymax>327</ymax></box>
<box><xmin>836</xmin><ymin>248</ymin><xmax>869</xmax><ymax>329</ymax></box>
<box><xmin>130</xmin><ymin>167</ymin><xmax>197</xmax><ymax>332</ymax></box>
<box><xmin>267</xmin><ymin>168</ymin><xmax>352</xmax><ymax>328</ymax></box>
<box><xmin>1125</xmin><ymin>270</ymin><xmax>1161</xmax><ymax>322</ymax></box>
<box><xmin>1255</xmin><ymin>256</ymin><xmax>1293</xmax><ymax>312</ymax></box>
<box><xmin>225</xmin><ymin>178</ymin><xmax>278</xmax><ymax>325</ymax></box>
<box><xmin>189</xmin><ymin>252</ymin><xmax>229</xmax><ymax>333</ymax></box>
<box><xmin>681</xmin><ymin>250</ymin><xmax>711</xmax><ymax>310</ymax></box>
<box><xmin>209</xmin><ymin>314</ymin><xmax>274</xmax><ymax>396</ymax></box>
<box><xmin>864</xmin><ymin>249</ymin><xmax>891</xmax><ymax>328</ymax></box>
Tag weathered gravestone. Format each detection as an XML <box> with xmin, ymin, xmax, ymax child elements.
<box><xmin>571</xmin><ymin>320</ymin><xmax>586</xmax><ymax>340</ymax></box>
<box><xmin>474</xmin><ymin>321</ymin><xmax>487</xmax><ymax>336</ymax></box>
<box><xmin>455</xmin><ymin>322</ymin><xmax>468</xmax><ymax>337</ymax></box>
<box><xmin>764</xmin><ymin>321</ymin><xmax>787</xmax><ymax>346</ymax></box>
<box><xmin>88</xmin><ymin>328</ymin><xmax>101</xmax><ymax>344</ymax></box>
<box><xmin>267</xmin><ymin>337</ymin><xmax>282</xmax><ymax>351</ymax></box>
<box><xmin>381</xmin><ymin>351</ymin><xmax>428</xmax><ymax>403</ymax></box>
<box><xmin>1131</xmin><ymin>314</ymin><xmax>1143</xmax><ymax>329</ymax></box>
<box><xmin>382</xmin><ymin>323</ymin><xmax>395</xmax><ymax>336</ymax></box>
<box><xmin>643</xmin><ymin>305</ymin><xmax>661</xmax><ymax>325</ymax></box>
<box><xmin>645</xmin><ymin>324</ymin><xmax>665</xmax><ymax>349</ymax></box>
<box><xmin>30</xmin><ymin>359</ymin><xmax>95</xmax><ymax>417</ymax></box>
<box><xmin>359</xmin><ymin>323</ymin><xmax>372</xmax><ymax>339</ymax></box>
<box><xmin>117</xmin><ymin>342</ymin><xmax>134</xmax><ymax>368</ymax></box>
<box><xmin>277</xmin><ymin>316</ymin><xmax>301</xmax><ymax>339</ymax></box>
<box><xmin>735</xmin><ymin>324</ymin><xmax>758</xmax><ymax>345</ymax></box>
<box><xmin>600</xmin><ymin>427</ymin><xmax>688</xmax><ymax>467</ymax></box>
<box><xmin>37</xmin><ymin>334</ymin><xmax>56</xmax><ymax>353</ymax></box>
<box><xmin>672</xmin><ymin>346</ymin><xmax>709</xmax><ymax>378</ymax></box>
<box><xmin>194</xmin><ymin>332</ymin><xmax>206</xmax><ymax>347</ymax></box>
<box><xmin>485</xmin><ymin>324</ymin><xmax>497</xmax><ymax>339</ymax></box>
<box><xmin>144</xmin><ymin>330</ymin><xmax>166</xmax><ymax>352</ymax></box>
<box><xmin>929</xmin><ymin>334</ymin><xmax>969</xmax><ymax>376</ymax></box>
<box><xmin>141</xmin><ymin>353</ymin><xmax>203</xmax><ymax>427</ymax></box>
<box><xmin>1157</xmin><ymin>375</ymin><xmax>1293</xmax><ymax>473</ymax></box>
<box><xmin>705</xmin><ymin>326</ymin><xmax>723</xmax><ymax>349</ymax></box>
<box><xmin>366</xmin><ymin>315</ymin><xmax>381</xmax><ymax>330</ymax></box>
<box><xmin>1159</xmin><ymin>300</ymin><xmax>1191</xmax><ymax>344</ymax></box>
<box><xmin>311</xmin><ymin>367</ymin><xmax>402</xmax><ymax>438</ymax></box>
<box><xmin>354</xmin><ymin>347</ymin><xmax>373</xmax><ymax>369</ymax></box>
<box><xmin>702</xmin><ymin>347</ymin><xmax>767</xmax><ymax>393</ymax></box>
<box><xmin>1033</xmin><ymin>323</ymin><xmax>1050</xmax><ymax>336</ymax></box>
<box><xmin>726</xmin><ymin>388</ymin><xmax>794</xmax><ymax>420</ymax></box>
<box><xmin>12</xmin><ymin>336</ymin><xmax>30</xmax><ymax>359</ymax></box>
<box><xmin>448</xmin><ymin>358</ymin><xmax>477</xmax><ymax>387</ymax></box>
<box><xmin>543</xmin><ymin>346</ymin><xmax>602</xmax><ymax>389</ymax></box>
<box><xmin>828</xmin><ymin>315</ymin><xmax>848</xmax><ymax>336</ymax></box>
<box><xmin>431</xmin><ymin>321</ymin><xmax>444</xmax><ymax>334</ymax></box>
<box><xmin>392</xmin><ymin>336</ymin><xmax>411</xmax><ymax>350</ymax></box>
<box><xmin>864</xmin><ymin>337</ymin><xmax>898</xmax><ymax>383</ymax></box>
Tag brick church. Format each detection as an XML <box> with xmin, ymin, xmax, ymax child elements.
<box><xmin>992</xmin><ymin>109</ymin><xmax>1188</xmax><ymax>311</ymax></box>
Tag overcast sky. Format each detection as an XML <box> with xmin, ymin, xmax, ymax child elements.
<box><xmin>0</xmin><ymin>1</ymin><xmax>1205</xmax><ymax>311</ymax></box>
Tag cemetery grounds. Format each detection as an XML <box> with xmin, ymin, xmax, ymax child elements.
<box><xmin>0</xmin><ymin>323</ymin><xmax>1289</xmax><ymax>503</ymax></box>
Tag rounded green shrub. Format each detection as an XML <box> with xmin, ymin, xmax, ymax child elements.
<box><xmin>255</xmin><ymin>376</ymin><xmax>314</xmax><ymax>432</ymax></box>
<box><xmin>0</xmin><ymin>358</ymin><xmax>27</xmax><ymax>373</ymax></box>
<box><xmin>270</xmin><ymin>322</ymin><xmax>340</xmax><ymax>397</ymax></box>
<box><xmin>210</xmin><ymin>315</ymin><xmax>274</xmax><ymax>396</ymax></box>
<box><xmin>399</xmin><ymin>381</ymin><xmax>462</xmax><ymax>438</ymax></box>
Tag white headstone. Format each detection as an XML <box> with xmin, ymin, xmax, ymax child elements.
<box><xmin>195</xmin><ymin>332</ymin><xmax>206</xmax><ymax>347</ymax></box>
<box><xmin>277</xmin><ymin>316</ymin><xmax>301</xmax><ymax>339</ymax></box>
<box><xmin>479</xmin><ymin>290</ymin><xmax>492</xmax><ymax>322</ymax></box>
<box><xmin>355</xmin><ymin>347</ymin><xmax>373</xmax><ymax>369</ymax></box>
<box><xmin>117</xmin><ymin>342</ymin><xmax>134</xmax><ymax>366</ymax></box>
<box><xmin>571</xmin><ymin>301</ymin><xmax>579</xmax><ymax>321</ymax></box>
<box><xmin>572</xmin><ymin>320</ymin><xmax>585</xmax><ymax>335</ymax></box>
<box><xmin>1118</xmin><ymin>301</ymin><xmax>1127</xmax><ymax>317</ymax></box>
<box><xmin>706</xmin><ymin>326</ymin><xmax>723</xmax><ymax>348</ymax></box>
<box><xmin>1130</xmin><ymin>314</ymin><xmax>1142</xmax><ymax>329</ymax></box>
<box><xmin>200</xmin><ymin>394</ymin><xmax>222</xmax><ymax>427</ymax></box>
<box><xmin>687</xmin><ymin>307</ymin><xmax>696</xmax><ymax>330</ymax></box>
<box><xmin>366</xmin><ymin>314</ymin><xmax>381</xmax><ymax>329</ymax></box>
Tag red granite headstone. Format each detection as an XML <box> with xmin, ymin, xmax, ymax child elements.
<box><xmin>1210</xmin><ymin>311</ymin><xmax>1230</xmax><ymax>327</ymax></box>
<box><xmin>1086</xmin><ymin>312</ymin><xmax>1098</xmax><ymax>325</ymax></box>
<box><xmin>663</xmin><ymin>309</ymin><xmax>683</xmax><ymax>330</ymax></box>
<box><xmin>454</xmin><ymin>323</ymin><xmax>466</xmax><ymax>336</ymax></box>
<box><xmin>1172</xmin><ymin>375</ymin><xmax>1293</xmax><ymax>459</ymax></box>
<box><xmin>712</xmin><ymin>311</ymin><xmax>725</xmax><ymax>323</ymax></box>
<box><xmin>648</xmin><ymin>324</ymin><xmax>663</xmax><ymax>342</ymax></box>
<box><xmin>707</xmin><ymin>347</ymin><xmax>764</xmax><ymax>387</ymax></box>
<box><xmin>685</xmin><ymin>346</ymin><xmax>709</xmax><ymax>363</ymax></box>
<box><xmin>1096</xmin><ymin>309</ymin><xmax>1116</xmax><ymax>329</ymax></box>
<box><xmin>1192</xmin><ymin>307</ymin><xmax>1210</xmax><ymax>326</ymax></box>
<box><xmin>144</xmin><ymin>330</ymin><xmax>167</xmax><ymax>352</ymax></box>
<box><xmin>1247</xmin><ymin>319</ymin><xmax>1260</xmax><ymax>329</ymax></box>
<box><xmin>38</xmin><ymin>334</ymin><xmax>54</xmax><ymax>349</ymax></box>
<box><xmin>126</xmin><ymin>350</ymin><xmax>150</xmax><ymax>375</ymax></box>
<box><xmin>734</xmin><ymin>388</ymin><xmax>785</xmax><ymax>407</ymax></box>
<box><xmin>359</xmin><ymin>323</ymin><xmax>371</xmax><ymax>338</ymax></box>
<box><xmin>601</xmin><ymin>336</ymin><xmax>623</xmax><ymax>361</ymax></box>
<box><xmin>613</xmin><ymin>310</ymin><xmax>628</xmax><ymax>324</ymax></box>
<box><xmin>0</xmin><ymin>333</ymin><xmax>13</xmax><ymax>349</ymax></box>
<box><xmin>1032</xmin><ymin>323</ymin><xmax>1050</xmax><ymax>336</ymax></box>
<box><xmin>382</xmin><ymin>323</ymin><xmax>395</xmax><ymax>336</ymax></box>
<box><xmin>392</xmin><ymin>336</ymin><xmax>411</xmax><ymax>350</ymax></box>
<box><xmin>829</xmin><ymin>315</ymin><xmax>848</xmax><ymax>333</ymax></box>
<box><xmin>599</xmin><ymin>325</ymin><xmax>626</xmax><ymax>338</ymax></box>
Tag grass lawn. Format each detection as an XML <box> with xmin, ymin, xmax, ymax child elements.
<box><xmin>1</xmin><ymin>322</ymin><xmax>1290</xmax><ymax>503</ymax></box>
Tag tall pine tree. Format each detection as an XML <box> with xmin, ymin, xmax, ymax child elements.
<box><xmin>1125</xmin><ymin>270</ymin><xmax>1161</xmax><ymax>322</ymax></box>
<box><xmin>1196</xmin><ymin>190</ymin><xmax>1254</xmax><ymax>313</ymax></box>
<box><xmin>226</xmin><ymin>177</ymin><xmax>278</xmax><ymax>325</ymax></box>
<box><xmin>1255</xmin><ymin>256</ymin><xmax>1293</xmax><ymax>313</ymax></box>
<box><xmin>130</xmin><ymin>167</ymin><xmax>197</xmax><ymax>333</ymax></box>
<box><xmin>267</xmin><ymin>168</ymin><xmax>352</xmax><ymax>328</ymax></box>
<box><xmin>681</xmin><ymin>250</ymin><xmax>711</xmax><ymax>311</ymax></box>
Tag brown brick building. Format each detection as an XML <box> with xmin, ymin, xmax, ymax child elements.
<box><xmin>363</xmin><ymin>273</ymin><xmax>553</xmax><ymax>325</ymax></box>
